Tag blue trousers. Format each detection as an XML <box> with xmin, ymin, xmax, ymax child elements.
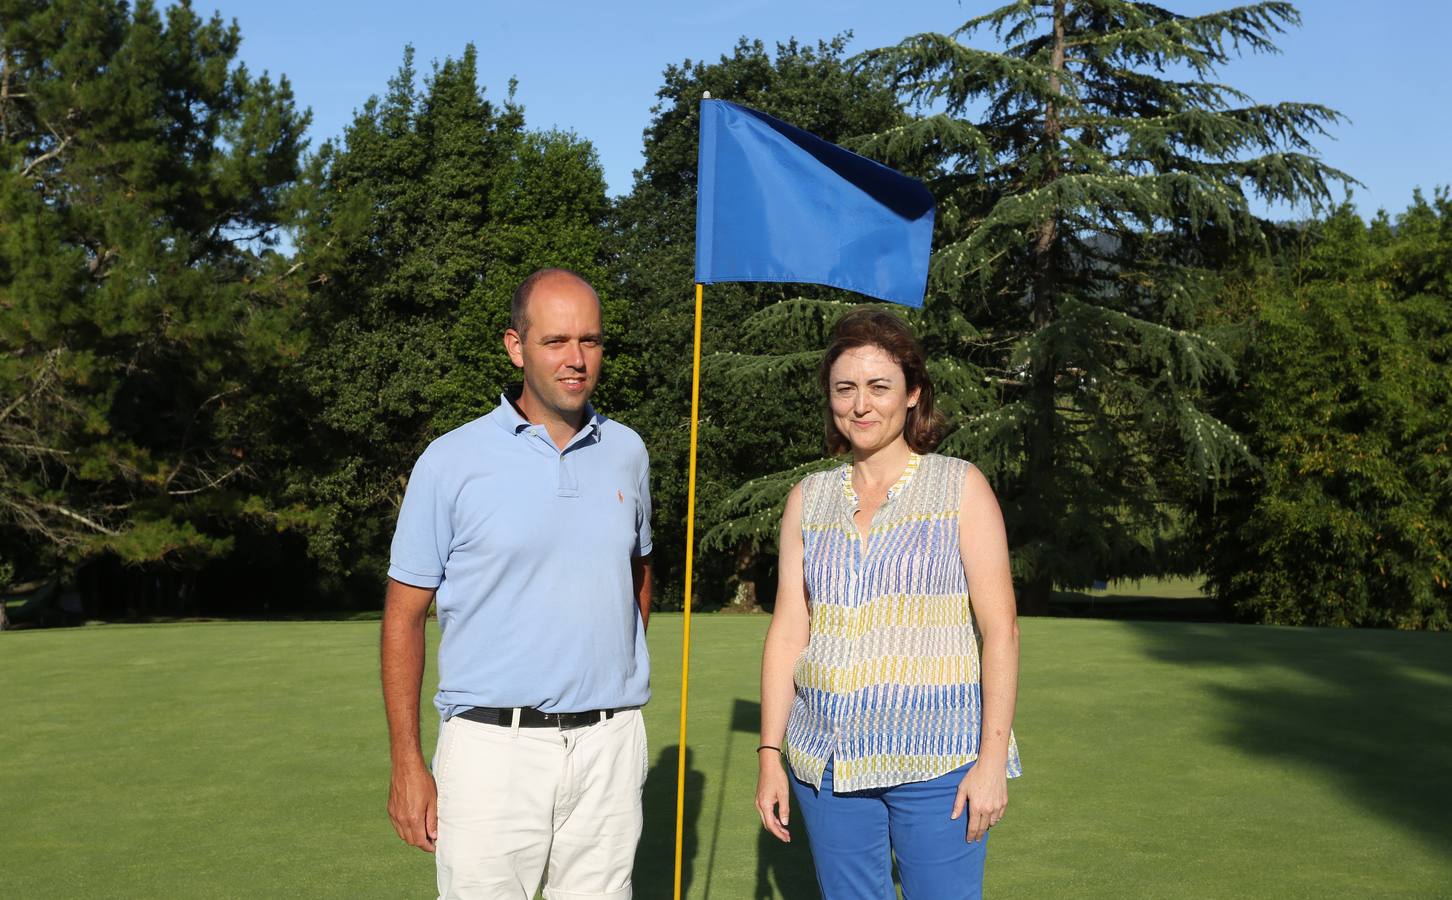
<box><xmin>790</xmin><ymin>760</ymin><xmax>987</xmax><ymax>900</ymax></box>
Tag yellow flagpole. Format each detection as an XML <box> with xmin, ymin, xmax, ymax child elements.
<box><xmin>672</xmin><ymin>282</ymin><xmax>704</xmax><ymax>900</ymax></box>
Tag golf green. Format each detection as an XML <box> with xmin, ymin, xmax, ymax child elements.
<box><xmin>2</xmin><ymin>615</ymin><xmax>1448</xmax><ymax>897</ymax></box>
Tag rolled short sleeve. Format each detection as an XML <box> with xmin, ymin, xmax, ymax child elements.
<box><xmin>388</xmin><ymin>453</ymin><xmax>451</xmax><ymax>588</ymax></box>
<box><xmin>635</xmin><ymin>455</ymin><xmax>653</xmax><ymax>558</ymax></box>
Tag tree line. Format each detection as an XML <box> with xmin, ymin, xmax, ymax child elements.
<box><xmin>2</xmin><ymin>0</ymin><xmax>1447</xmax><ymax>630</ymax></box>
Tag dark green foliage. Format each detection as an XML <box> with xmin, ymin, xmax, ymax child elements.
<box><xmin>1205</xmin><ymin>197</ymin><xmax>1452</xmax><ymax>629</ymax></box>
<box><xmin>3</xmin><ymin>2</ymin><xmax>1445</xmax><ymax>630</ymax></box>
<box><xmin>293</xmin><ymin>46</ymin><xmax>613</xmax><ymax>593</ymax></box>
<box><xmin>436</xmin><ymin>128</ymin><xmax>616</xmax><ymax>431</ymax></box>
<box><xmin>0</xmin><ymin>0</ymin><xmax>307</xmax><ymax>604</ymax></box>
<box><xmin>608</xmin><ymin>37</ymin><xmax>909</xmax><ymax>608</ymax></box>
<box><xmin>821</xmin><ymin>1</ymin><xmax>1352</xmax><ymax>612</ymax></box>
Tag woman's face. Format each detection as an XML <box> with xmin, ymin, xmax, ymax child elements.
<box><xmin>827</xmin><ymin>344</ymin><xmax>921</xmax><ymax>456</ymax></box>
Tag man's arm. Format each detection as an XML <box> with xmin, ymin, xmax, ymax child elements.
<box><xmin>632</xmin><ymin>554</ymin><xmax>653</xmax><ymax>632</ymax></box>
<box><xmin>381</xmin><ymin>578</ymin><xmax>439</xmax><ymax>853</ymax></box>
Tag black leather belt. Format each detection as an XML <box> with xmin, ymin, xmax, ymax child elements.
<box><xmin>455</xmin><ymin>706</ymin><xmax>619</xmax><ymax>730</ymax></box>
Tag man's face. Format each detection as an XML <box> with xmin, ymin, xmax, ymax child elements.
<box><xmin>504</xmin><ymin>276</ymin><xmax>604</xmax><ymax>423</ymax></box>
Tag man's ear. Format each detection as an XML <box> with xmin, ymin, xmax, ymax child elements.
<box><xmin>503</xmin><ymin>328</ymin><xmax>525</xmax><ymax>369</ymax></box>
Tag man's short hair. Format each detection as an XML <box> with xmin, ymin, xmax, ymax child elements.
<box><xmin>510</xmin><ymin>268</ymin><xmax>594</xmax><ymax>336</ymax></box>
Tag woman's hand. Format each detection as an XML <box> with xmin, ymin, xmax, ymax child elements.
<box><xmin>756</xmin><ymin>753</ymin><xmax>793</xmax><ymax>842</ymax></box>
<box><xmin>951</xmin><ymin>761</ymin><xmax>1007</xmax><ymax>842</ymax></box>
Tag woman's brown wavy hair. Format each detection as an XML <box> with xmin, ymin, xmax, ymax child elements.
<box><xmin>819</xmin><ymin>308</ymin><xmax>946</xmax><ymax>455</ymax></box>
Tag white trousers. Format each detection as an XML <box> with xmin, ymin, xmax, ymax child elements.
<box><xmin>433</xmin><ymin>708</ymin><xmax>648</xmax><ymax>900</ymax></box>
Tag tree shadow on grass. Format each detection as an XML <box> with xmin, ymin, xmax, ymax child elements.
<box><xmin>1125</xmin><ymin>622</ymin><xmax>1452</xmax><ymax>856</ymax></box>
<box><xmin>636</xmin><ymin>745</ymin><xmax>704</xmax><ymax>899</ymax></box>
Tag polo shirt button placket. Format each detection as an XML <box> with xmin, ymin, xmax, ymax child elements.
<box><xmin>557</xmin><ymin>450</ymin><xmax>580</xmax><ymax>498</ymax></box>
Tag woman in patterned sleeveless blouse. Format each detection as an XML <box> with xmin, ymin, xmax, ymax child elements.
<box><xmin>755</xmin><ymin>308</ymin><xmax>1022</xmax><ymax>899</ymax></box>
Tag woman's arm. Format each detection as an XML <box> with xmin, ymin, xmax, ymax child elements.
<box><xmin>953</xmin><ymin>463</ymin><xmax>1020</xmax><ymax>842</ymax></box>
<box><xmin>756</xmin><ymin>482</ymin><xmax>810</xmax><ymax>843</ymax></box>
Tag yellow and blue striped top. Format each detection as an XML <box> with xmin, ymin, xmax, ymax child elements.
<box><xmin>785</xmin><ymin>452</ymin><xmax>1023</xmax><ymax>793</ymax></box>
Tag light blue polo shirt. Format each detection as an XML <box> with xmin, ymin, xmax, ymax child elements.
<box><xmin>388</xmin><ymin>393</ymin><xmax>652</xmax><ymax>719</ymax></box>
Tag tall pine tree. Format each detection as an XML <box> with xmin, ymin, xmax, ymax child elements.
<box><xmin>0</xmin><ymin>0</ymin><xmax>307</xmax><ymax>615</ymax></box>
<box><xmin>713</xmin><ymin>2</ymin><xmax>1353</xmax><ymax>612</ymax></box>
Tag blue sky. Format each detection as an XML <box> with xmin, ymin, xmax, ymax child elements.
<box><xmin>190</xmin><ymin>0</ymin><xmax>1448</xmax><ymax>216</ymax></box>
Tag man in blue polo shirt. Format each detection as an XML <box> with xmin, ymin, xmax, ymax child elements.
<box><xmin>381</xmin><ymin>268</ymin><xmax>653</xmax><ymax>900</ymax></box>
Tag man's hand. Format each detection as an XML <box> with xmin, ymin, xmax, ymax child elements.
<box><xmin>381</xmin><ymin>579</ymin><xmax>437</xmax><ymax>851</ymax></box>
<box><xmin>951</xmin><ymin>760</ymin><xmax>1007</xmax><ymax>843</ymax></box>
<box><xmin>755</xmin><ymin>754</ymin><xmax>793</xmax><ymax>843</ymax></box>
<box><xmin>388</xmin><ymin>759</ymin><xmax>438</xmax><ymax>852</ymax></box>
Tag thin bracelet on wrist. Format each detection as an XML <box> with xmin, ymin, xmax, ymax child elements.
<box><xmin>756</xmin><ymin>744</ymin><xmax>782</xmax><ymax>754</ymax></box>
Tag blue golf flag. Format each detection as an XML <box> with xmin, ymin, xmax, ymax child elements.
<box><xmin>694</xmin><ymin>99</ymin><xmax>935</xmax><ymax>307</ymax></box>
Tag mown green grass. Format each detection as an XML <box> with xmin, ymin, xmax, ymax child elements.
<box><xmin>3</xmin><ymin>615</ymin><xmax>1449</xmax><ymax>898</ymax></box>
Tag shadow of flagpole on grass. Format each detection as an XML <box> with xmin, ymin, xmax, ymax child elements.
<box><xmin>699</xmin><ymin>698</ymin><xmax>758</xmax><ymax>897</ymax></box>
<box><xmin>705</xmin><ymin>698</ymin><xmax>818</xmax><ymax>900</ymax></box>
<box><xmin>636</xmin><ymin>745</ymin><xmax>704</xmax><ymax>899</ymax></box>
<box><xmin>698</xmin><ymin>700</ymin><xmax>740</xmax><ymax>898</ymax></box>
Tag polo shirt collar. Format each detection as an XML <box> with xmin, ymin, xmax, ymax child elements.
<box><xmin>494</xmin><ymin>387</ymin><xmax>604</xmax><ymax>446</ymax></box>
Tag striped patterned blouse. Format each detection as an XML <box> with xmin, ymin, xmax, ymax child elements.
<box><xmin>785</xmin><ymin>452</ymin><xmax>1023</xmax><ymax>793</ymax></box>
